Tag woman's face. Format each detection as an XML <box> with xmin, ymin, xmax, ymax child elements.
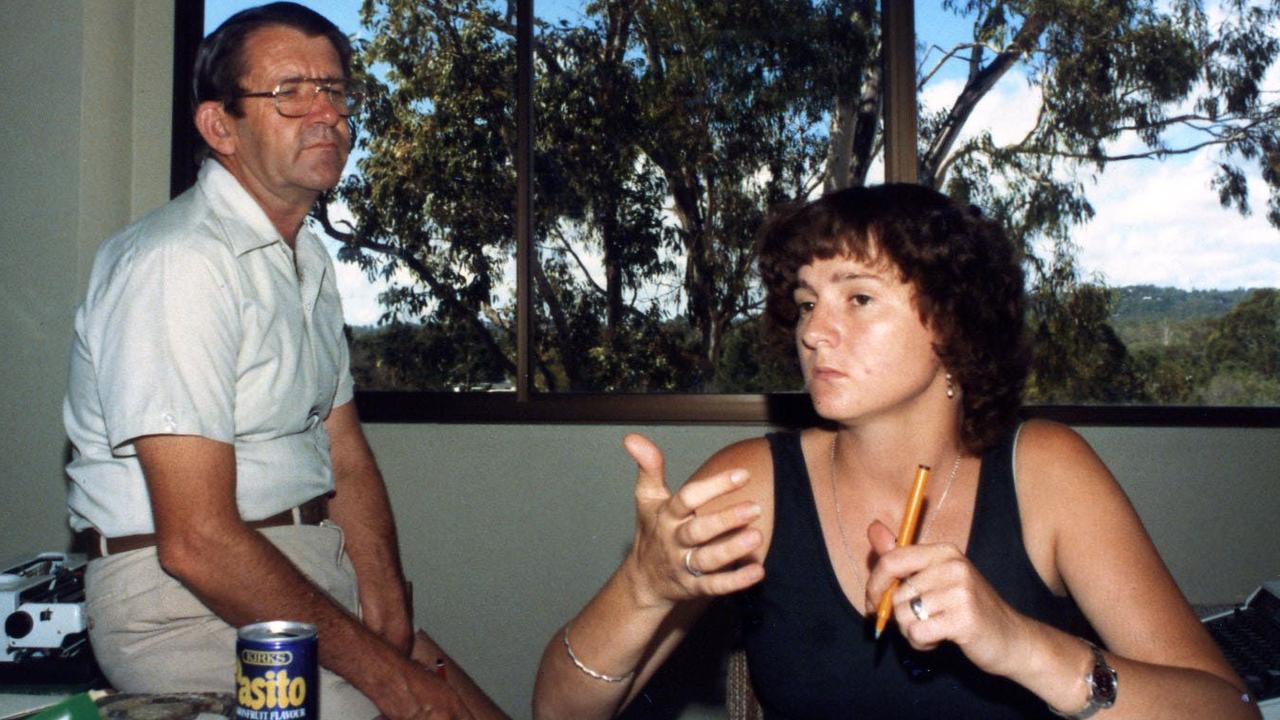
<box><xmin>793</xmin><ymin>253</ymin><xmax>946</xmax><ymax>423</ymax></box>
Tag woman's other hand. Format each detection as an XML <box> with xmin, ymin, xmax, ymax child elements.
<box><xmin>620</xmin><ymin>433</ymin><xmax>766</xmax><ymax>610</ymax></box>
<box><xmin>865</xmin><ymin>519</ymin><xmax>1031</xmax><ymax>677</ymax></box>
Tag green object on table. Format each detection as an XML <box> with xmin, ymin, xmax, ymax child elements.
<box><xmin>27</xmin><ymin>692</ymin><xmax>101</xmax><ymax>720</ymax></box>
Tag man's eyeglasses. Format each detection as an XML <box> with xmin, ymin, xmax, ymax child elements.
<box><xmin>234</xmin><ymin>78</ymin><xmax>366</xmax><ymax>118</ymax></box>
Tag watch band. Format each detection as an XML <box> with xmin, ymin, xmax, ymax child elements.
<box><xmin>1049</xmin><ymin>640</ymin><xmax>1118</xmax><ymax>719</ymax></box>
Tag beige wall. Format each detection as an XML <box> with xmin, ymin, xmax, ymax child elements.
<box><xmin>0</xmin><ymin>0</ymin><xmax>175</xmax><ymax>562</ymax></box>
<box><xmin>2</xmin><ymin>3</ymin><xmax>1277</xmax><ymax>718</ymax></box>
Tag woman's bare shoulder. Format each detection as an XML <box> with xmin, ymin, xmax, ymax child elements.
<box><xmin>691</xmin><ymin>436</ymin><xmax>776</xmax><ymax>513</ymax></box>
<box><xmin>691</xmin><ymin>436</ymin><xmax>773</xmax><ymax>474</ymax></box>
<box><xmin>1014</xmin><ymin>419</ymin><xmax>1115</xmax><ymax>495</ymax></box>
<box><xmin>1016</xmin><ymin>418</ymin><xmax>1090</xmax><ymax>454</ymax></box>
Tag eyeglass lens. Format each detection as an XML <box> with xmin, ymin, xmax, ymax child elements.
<box><xmin>275</xmin><ymin>80</ymin><xmax>364</xmax><ymax>117</ymax></box>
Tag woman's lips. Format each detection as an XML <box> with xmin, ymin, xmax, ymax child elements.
<box><xmin>811</xmin><ymin>365</ymin><xmax>847</xmax><ymax>381</ymax></box>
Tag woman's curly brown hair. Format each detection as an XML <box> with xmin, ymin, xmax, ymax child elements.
<box><xmin>757</xmin><ymin>184</ymin><xmax>1029</xmax><ymax>454</ymax></box>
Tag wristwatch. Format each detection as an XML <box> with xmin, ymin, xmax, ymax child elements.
<box><xmin>1051</xmin><ymin>640</ymin><xmax>1118</xmax><ymax>719</ymax></box>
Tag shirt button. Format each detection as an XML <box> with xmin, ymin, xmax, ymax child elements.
<box><xmin>162</xmin><ymin>413</ymin><xmax>177</xmax><ymax>431</ymax></box>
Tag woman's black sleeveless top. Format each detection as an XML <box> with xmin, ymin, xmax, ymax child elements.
<box><xmin>734</xmin><ymin>428</ymin><xmax>1093</xmax><ymax>719</ymax></box>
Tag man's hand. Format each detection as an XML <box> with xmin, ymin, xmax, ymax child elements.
<box><xmin>408</xmin><ymin>630</ymin><xmax>510</xmax><ymax>720</ymax></box>
<box><xmin>372</xmin><ymin>656</ymin><xmax>476</xmax><ymax>720</ymax></box>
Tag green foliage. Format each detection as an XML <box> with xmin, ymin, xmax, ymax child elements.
<box><xmin>714</xmin><ymin>316</ymin><xmax>803</xmax><ymax>393</ymax></box>
<box><xmin>1205</xmin><ymin>288</ymin><xmax>1280</xmax><ymax>377</ymax></box>
<box><xmin>1116</xmin><ymin>287</ymin><xmax>1278</xmax><ymax>404</ymax></box>
<box><xmin>322</xmin><ymin>0</ymin><xmax>1280</xmax><ymax>402</ymax></box>
<box><xmin>1024</xmin><ymin>275</ymin><xmax>1147</xmax><ymax>404</ymax></box>
<box><xmin>1196</xmin><ymin>369</ymin><xmax>1280</xmax><ymax>405</ymax></box>
<box><xmin>350</xmin><ymin>321</ymin><xmax>512</xmax><ymax>390</ymax></box>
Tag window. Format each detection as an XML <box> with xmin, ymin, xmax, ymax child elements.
<box><xmin>187</xmin><ymin>1</ymin><xmax>1280</xmax><ymax>425</ymax></box>
<box><xmin>913</xmin><ymin>2</ymin><xmax>1279</xmax><ymax>425</ymax></box>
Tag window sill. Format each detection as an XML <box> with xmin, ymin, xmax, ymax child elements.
<box><xmin>354</xmin><ymin>391</ymin><xmax>1280</xmax><ymax>427</ymax></box>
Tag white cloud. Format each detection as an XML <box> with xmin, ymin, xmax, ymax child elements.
<box><xmin>922</xmin><ymin>47</ymin><xmax>1279</xmax><ymax>292</ymax></box>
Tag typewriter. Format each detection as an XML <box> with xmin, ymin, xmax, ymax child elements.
<box><xmin>0</xmin><ymin>552</ymin><xmax>98</xmax><ymax>685</ymax></box>
<box><xmin>1203</xmin><ymin>580</ymin><xmax>1280</xmax><ymax>718</ymax></box>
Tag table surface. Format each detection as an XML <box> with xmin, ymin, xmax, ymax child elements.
<box><xmin>95</xmin><ymin>692</ymin><xmax>235</xmax><ymax>719</ymax></box>
<box><xmin>0</xmin><ymin>692</ymin><xmax>235</xmax><ymax>720</ymax></box>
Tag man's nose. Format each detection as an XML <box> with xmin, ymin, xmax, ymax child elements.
<box><xmin>307</xmin><ymin>88</ymin><xmax>344</xmax><ymax>122</ymax></box>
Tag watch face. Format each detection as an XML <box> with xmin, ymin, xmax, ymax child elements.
<box><xmin>1090</xmin><ymin>663</ymin><xmax>1118</xmax><ymax>703</ymax></box>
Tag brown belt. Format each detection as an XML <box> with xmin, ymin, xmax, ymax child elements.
<box><xmin>79</xmin><ymin>495</ymin><xmax>329</xmax><ymax>559</ymax></box>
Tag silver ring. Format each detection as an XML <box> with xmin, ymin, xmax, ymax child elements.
<box><xmin>909</xmin><ymin>595</ymin><xmax>929</xmax><ymax>622</ymax></box>
<box><xmin>683</xmin><ymin>548</ymin><xmax>704</xmax><ymax>577</ymax></box>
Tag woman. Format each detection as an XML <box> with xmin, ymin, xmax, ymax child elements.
<box><xmin>531</xmin><ymin>185</ymin><xmax>1256</xmax><ymax>719</ymax></box>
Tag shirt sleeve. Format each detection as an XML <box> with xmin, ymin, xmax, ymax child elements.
<box><xmin>91</xmin><ymin>239</ymin><xmax>241</xmax><ymax>454</ymax></box>
<box><xmin>331</xmin><ymin>295</ymin><xmax>355</xmax><ymax>409</ymax></box>
<box><xmin>333</xmin><ymin>340</ymin><xmax>355</xmax><ymax>408</ymax></box>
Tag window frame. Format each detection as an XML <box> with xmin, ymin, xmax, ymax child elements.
<box><xmin>174</xmin><ymin>0</ymin><xmax>1280</xmax><ymax>427</ymax></box>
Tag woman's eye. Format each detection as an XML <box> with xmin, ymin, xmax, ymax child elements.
<box><xmin>796</xmin><ymin>301</ymin><xmax>815</xmax><ymax>314</ymax></box>
<box><xmin>851</xmin><ymin>294</ymin><xmax>872</xmax><ymax>306</ymax></box>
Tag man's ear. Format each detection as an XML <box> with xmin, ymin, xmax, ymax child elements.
<box><xmin>194</xmin><ymin>101</ymin><xmax>237</xmax><ymax>157</ymax></box>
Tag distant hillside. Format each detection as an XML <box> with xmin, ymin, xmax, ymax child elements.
<box><xmin>1108</xmin><ymin>285</ymin><xmax>1258</xmax><ymax>351</ymax></box>
<box><xmin>1110</xmin><ymin>285</ymin><xmax>1252</xmax><ymax>323</ymax></box>
<box><xmin>347</xmin><ymin>286</ymin><xmax>1257</xmax><ymax>330</ymax></box>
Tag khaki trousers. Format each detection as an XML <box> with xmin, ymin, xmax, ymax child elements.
<box><xmin>84</xmin><ymin>522</ymin><xmax>379</xmax><ymax>720</ymax></box>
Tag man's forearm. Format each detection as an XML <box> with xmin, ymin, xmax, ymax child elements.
<box><xmin>328</xmin><ymin>462</ymin><xmax>406</xmax><ymax>609</ymax></box>
<box><xmin>326</xmin><ymin>401</ymin><xmax>413</xmax><ymax>652</ymax></box>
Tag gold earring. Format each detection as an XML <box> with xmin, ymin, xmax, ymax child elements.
<box><xmin>946</xmin><ymin>372</ymin><xmax>955</xmax><ymax>399</ymax></box>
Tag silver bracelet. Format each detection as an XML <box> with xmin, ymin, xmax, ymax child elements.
<box><xmin>562</xmin><ymin>623</ymin><xmax>635</xmax><ymax>684</ymax></box>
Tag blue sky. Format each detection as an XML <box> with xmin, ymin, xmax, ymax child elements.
<box><xmin>207</xmin><ymin>0</ymin><xmax>362</xmax><ymax>35</ymax></box>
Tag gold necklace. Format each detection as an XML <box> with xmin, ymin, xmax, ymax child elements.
<box><xmin>827</xmin><ymin>436</ymin><xmax>963</xmax><ymax>587</ymax></box>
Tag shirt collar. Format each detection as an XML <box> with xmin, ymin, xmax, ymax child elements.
<box><xmin>195</xmin><ymin>159</ymin><xmax>332</xmax><ymax>301</ymax></box>
<box><xmin>295</xmin><ymin>223</ymin><xmax>331</xmax><ymax>308</ymax></box>
<box><xmin>196</xmin><ymin>159</ymin><xmax>290</xmax><ymax>256</ymax></box>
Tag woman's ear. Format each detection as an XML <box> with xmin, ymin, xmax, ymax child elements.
<box><xmin>194</xmin><ymin>101</ymin><xmax>236</xmax><ymax>157</ymax></box>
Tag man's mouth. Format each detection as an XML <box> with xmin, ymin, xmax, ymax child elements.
<box><xmin>300</xmin><ymin>127</ymin><xmax>344</xmax><ymax>152</ymax></box>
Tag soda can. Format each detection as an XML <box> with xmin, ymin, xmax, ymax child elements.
<box><xmin>235</xmin><ymin>620</ymin><xmax>318</xmax><ymax>720</ymax></box>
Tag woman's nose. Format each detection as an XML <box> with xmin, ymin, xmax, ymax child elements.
<box><xmin>800</xmin><ymin>303</ymin><xmax>837</xmax><ymax>349</ymax></box>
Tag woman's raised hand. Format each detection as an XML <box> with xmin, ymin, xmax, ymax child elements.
<box><xmin>621</xmin><ymin>433</ymin><xmax>765</xmax><ymax>610</ymax></box>
<box><xmin>865</xmin><ymin>520</ymin><xmax>1032</xmax><ymax>678</ymax></box>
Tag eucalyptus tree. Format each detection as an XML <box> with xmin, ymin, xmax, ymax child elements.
<box><xmin>321</xmin><ymin>0</ymin><xmax>1280</xmax><ymax>397</ymax></box>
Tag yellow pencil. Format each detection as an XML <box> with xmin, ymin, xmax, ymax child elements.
<box><xmin>873</xmin><ymin>464</ymin><xmax>931</xmax><ymax>639</ymax></box>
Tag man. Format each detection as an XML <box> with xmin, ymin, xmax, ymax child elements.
<box><xmin>63</xmin><ymin>4</ymin><xmax>504</xmax><ymax>718</ymax></box>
